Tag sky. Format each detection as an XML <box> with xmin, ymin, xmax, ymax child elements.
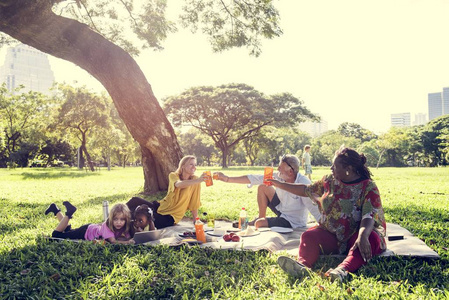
<box><xmin>2</xmin><ymin>0</ymin><xmax>449</xmax><ymax>134</ymax></box>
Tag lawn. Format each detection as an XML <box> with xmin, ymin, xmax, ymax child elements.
<box><xmin>0</xmin><ymin>166</ymin><xmax>448</xmax><ymax>299</ymax></box>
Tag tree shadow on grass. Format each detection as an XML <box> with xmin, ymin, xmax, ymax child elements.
<box><xmin>18</xmin><ymin>171</ymin><xmax>101</xmax><ymax>180</ymax></box>
<box><xmin>0</xmin><ymin>238</ymin><xmax>278</xmax><ymax>299</ymax></box>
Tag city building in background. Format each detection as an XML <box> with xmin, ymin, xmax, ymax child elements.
<box><xmin>413</xmin><ymin>113</ymin><xmax>427</xmax><ymax>126</ymax></box>
<box><xmin>298</xmin><ymin>119</ymin><xmax>328</xmax><ymax>137</ymax></box>
<box><xmin>391</xmin><ymin>112</ymin><xmax>411</xmax><ymax>127</ymax></box>
<box><xmin>443</xmin><ymin>87</ymin><xmax>449</xmax><ymax>115</ymax></box>
<box><xmin>428</xmin><ymin>87</ymin><xmax>449</xmax><ymax>121</ymax></box>
<box><xmin>0</xmin><ymin>43</ymin><xmax>54</xmax><ymax>95</ymax></box>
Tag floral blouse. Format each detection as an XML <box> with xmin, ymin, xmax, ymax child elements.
<box><xmin>305</xmin><ymin>174</ymin><xmax>386</xmax><ymax>253</ymax></box>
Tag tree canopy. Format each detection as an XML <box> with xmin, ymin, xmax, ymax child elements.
<box><xmin>163</xmin><ymin>83</ymin><xmax>317</xmax><ymax>167</ymax></box>
<box><xmin>0</xmin><ymin>84</ymin><xmax>50</xmax><ymax>167</ymax></box>
<box><xmin>0</xmin><ymin>0</ymin><xmax>284</xmax><ymax>192</ymax></box>
<box><xmin>51</xmin><ymin>84</ymin><xmax>109</xmax><ymax>171</ymax></box>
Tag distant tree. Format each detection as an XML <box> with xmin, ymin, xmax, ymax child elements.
<box><xmin>90</xmin><ymin>101</ymin><xmax>140</xmax><ymax>169</ymax></box>
<box><xmin>243</xmin><ymin>132</ymin><xmax>266</xmax><ymax>166</ymax></box>
<box><xmin>178</xmin><ymin>130</ymin><xmax>217</xmax><ymax>166</ymax></box>
<box><xmin>312</xmin><ymin>130</ymin><xmax>360</xmax><ymax>166</ymax></box>
<box><xmin>376</xmin><ymin>127</ymin><xmax>412</xmax><ymax>167</ymax></box>
<box><xmin>0</xmin><ymin>0</ymin><xmax>283</xmax><ymax>193</ymax></box>
<box><xmin>420</xmin><ymin>115</ymin><xmax>449</xmax><ymax>166</ymax></box>
<box><xmin>337</xmin><ymin>122</ymin><xmax>377</xmax><ymax>142</ymax></box>
<box><xmin>50</xmin><ymin>85</ymin><xmax>109</xmax><ymax>171</ymax></box>
<box><xmin>357</xmin><ymin>140</ymin><xmax>383</xmax><ymax>168</ymax></box>
<box><xmin>255</xmin><ymin>126</ymin><xmax>312</xmax><ymax>166</ymax></box>
<box><xmin>9</xmin><ymin>142</ymin><xmax>39</xmax><ymax>168</ymax></box>
<box><xmin>164</xmin><ymin>84</ymin><xmax>317</xmax><ymax>167</ymax></box>
<box><xmin>229</xmin><ymin>145</ymin><xmax>247</xmax><ymax>166</ymax></box>
<box><xmin>40</xmin><ymin>139</ymin><xmax>75</xmax><ymax>166</ymax></box>
<box><xmin>0</xmin><ymin>84</ymin><xmax>50</xmax><ymax>167</ymax></box>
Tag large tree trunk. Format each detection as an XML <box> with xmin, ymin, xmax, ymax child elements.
<box><xmin>0</xmin><ymin>1</ymin><xmax>182</xmax><ymax>192</ymax></box>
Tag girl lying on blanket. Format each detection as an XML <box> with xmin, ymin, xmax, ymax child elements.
<box><xmin>45</xmin><ymin>201</ymin><xmax>135</xmax><ymax>245</ymax></box>
<box><xmin>130</xmin><ymin>204</ymin><xmax>156</xmax><ymax>236</ymax></box>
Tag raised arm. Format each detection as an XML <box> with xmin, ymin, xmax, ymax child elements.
<box><xmin>175</xmin><ymin>173</ymin><xmax>207</xmax><ymax>189</ymax></box>
<box><xmin>213</xmin><ymin>172</ymin><xmax>251</xmax><ymax>184</ymax></box>
<box><xmin>267</xmin><ymin>178</ymin><xmax>308</xmax><ymax>197</ymax></box>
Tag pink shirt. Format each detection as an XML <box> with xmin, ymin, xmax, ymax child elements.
<box><xmin>84</xmin><ymin>222</ymin><xmax>116</xmax><ymax>241</ymax></box>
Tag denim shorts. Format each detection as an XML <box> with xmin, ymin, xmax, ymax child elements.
<box><xmin>304</xmin><ymin>164</ymin><xmax>312</xmax><ymax>174</ymax></box>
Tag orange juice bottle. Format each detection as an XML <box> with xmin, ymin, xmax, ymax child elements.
<box><xmin>204</xmin><ymin>171</ymin><xmax>213</xmax><ymax>187</ymax></box>
<box><xmin>195</xmin><ymin>217</ymin><xmax>206</xmax><ymax>243</ymax></box>
<box><xmin>263</xmin><ymin>167</ymin><xmax>273</xmax><ymax>186</ymax></box>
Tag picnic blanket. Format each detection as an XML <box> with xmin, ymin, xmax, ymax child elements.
<box><xmin>143</xmin><ymin>220</ymin><xmax>439</xmax><ymax>258</ymax></box>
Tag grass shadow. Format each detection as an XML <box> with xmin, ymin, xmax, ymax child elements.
<box><xmin>18</xmin><ymin>171</ymin><xmax>101</xmax><ymax>180</ymax></box>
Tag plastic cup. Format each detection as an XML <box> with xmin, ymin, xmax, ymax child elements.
<box><xmin>207</xmin><ymin>215</ymin><xmax>215</xmax><ymax>228</ymax></box>
<box><xmin>204</xmin><ymin>171</ymin><xmax>213</xmax><ymax>187</ymax></box>
<box><xmin>213</xmin><ymin>172</ymin><xmax>219</xmax><ymax>180</ymax></box>
<box><xmin>263</xmin><ymin>167</ymin><xmax>273</xmax><ymax>186</ymax></box>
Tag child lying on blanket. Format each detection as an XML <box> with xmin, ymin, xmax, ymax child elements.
<box><xmin>45</xmin><ymin>201</ymin><xmax>135</xmax><ymax>245</ymax></box>
<box><xmin>130</xmin><ymin>204</ymin><xmax>156</xmax><ymax>236</ymax></box>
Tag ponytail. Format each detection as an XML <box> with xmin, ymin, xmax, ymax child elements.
<box><xmin>335</xmin><ymin>146</ymin><xmax>372</xmax><ymax>180</ymax></box>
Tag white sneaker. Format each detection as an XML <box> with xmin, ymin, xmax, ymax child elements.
<box><xmin>326</xmin><ymin>267</ymin><xmax>348</xmax><ymax>282</ymax></box>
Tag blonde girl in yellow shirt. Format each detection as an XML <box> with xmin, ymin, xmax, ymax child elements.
<box><xmin>126</xmin><ymin>155</ymin><xmax>207</xmax><ymax>228</ymax></box>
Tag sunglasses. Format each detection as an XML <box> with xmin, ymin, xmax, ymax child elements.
<box><xmin>281</xmin><ymin>155</ymin><xmax>295</xmax><ymax>172</ymax></box>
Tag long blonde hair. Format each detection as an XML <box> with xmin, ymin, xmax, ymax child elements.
<box><xmin>107</xmin><ymin>203</ymin><xmax>131</xmax><ymax>235</ymax></box>
<box><xmin>175</xmin><ymin>155</ymin><xmax>197</xmax><ymax>179</ymax></box>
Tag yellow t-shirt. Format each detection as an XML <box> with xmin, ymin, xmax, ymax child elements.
<box><xmin>157</xmin><ymin>172</ymin><xmax>201</xmax><ymax>224</ymax></box>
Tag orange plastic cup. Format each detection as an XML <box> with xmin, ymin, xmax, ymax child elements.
<box><xmin>213</xmin><ymin>172</ymin><xmax>219</xmax><ymax>180</ymax></box>
<box><xmin>204</xmin><ymin>171</ymin><xmax>213</xmax><ymax>187</ymax></box>
<box><xmin>263</xmin><ymin>167</ymin><xmax>273</xmax><ymax>186</ymax></box>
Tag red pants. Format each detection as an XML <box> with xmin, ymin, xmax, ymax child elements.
<box><xmin>298</xmin><ymin>226</ymin><xmax>383</xmax><ymax>272</ymax></box>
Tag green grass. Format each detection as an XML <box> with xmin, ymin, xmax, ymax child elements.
<box><xmin>0</xmin><ymin>166</ymin><xmax>448</xmax><ymax>299</ymax></box>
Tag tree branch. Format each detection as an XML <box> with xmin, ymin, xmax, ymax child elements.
<box><xmin>77</xmin><ymin>0</ymin><xmax>101</xmax><ymax>33</ymax></box>
<box><xmin>119</xmin><ymin>0</ymin><xmax>139</xmax><ymax>29</ymax></box>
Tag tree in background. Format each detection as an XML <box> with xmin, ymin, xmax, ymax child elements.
<box><xmin>243</xmin><ymin>132</ymin><xmax>266</xmax><ymax>166</ymax></box>
<box><xmin>420</xmin><ymin>115</ymin><xmax>449</xmax><ymax>166</ymax></box>
<box><xmin>90</xmin><ymin>100</ymin><xmax>140</xmax><ymax>170</ymax></box>
<box><xmin>253</xmin><ymin>126</ymin><xmax>312</xmax><ymax>166</ymax></box>
<box><xmin>164</xmin><ymin>84</ymin><xmax>317</xmax><ymax>167</ymax></box>
<box><xmin>178</xmin><ymin>130</ymin><xmax>218</xmax><ymax>166</ymax></box>
<box><xmin>337</xmin><ymin>122</ymin><xmax>377</xmax><ymax>143</ymax></box>
<box><xmin>0</xmin><ymin>84</ymin><xmax>51</xmax><ymax>167</ymax></box>
<box><xmin>50</xmin><ymin>85</ymin><xmax>109</xmax><ymax>171</ymax></box>
<box><xmin>0</xmin><ymin>0</ymin><xmax>282</xmax><ymax>193</ymax></box>
<box><xmin>311</xmin><ymin>130</ymin><xmax>360</xmax><ymax>166</ymax></box>
<box><xmin>39</xmin><ymin>139</ymin><xmax>75</xmax><ymax>166</ymax></box>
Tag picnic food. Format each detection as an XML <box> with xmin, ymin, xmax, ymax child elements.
<box><xmin>223</xmin><ymin>232</ymin><xmax>240</xmax><ymax>242</ymax></box>
<box><xmin>237</xmin><ymin>226</ymin><xmax>256</xmax><ymax>237</ymax></box>
<box><xmin>183</xmin><ymin>231</ymin><xmax>196</xmax><ymax>237</ymax></box>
